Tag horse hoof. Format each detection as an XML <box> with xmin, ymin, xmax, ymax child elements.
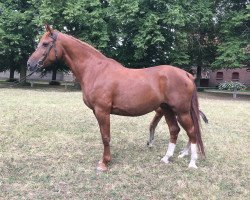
<box><xmin>178</xmin><ymin>154</ymin><xmax>187</xmax><ymax>158</ymax></box>
<box><xmin>188</xmin><ymin>163</ymin><xmax>198</xmax><ymax>169</ymax></box>
<box><xmin>160</xmin><ymin>156</ymin><xmax>170</xmax><ymax>164</ymax></box>
<box><xmin>147</xmin><ymin>140</ymin><xmax>154</xmax><ymax>148</ymax></box>
<box><xmin>96</xmin><ymin>161</ymin><xmax>108</xmax><ymax>172</ymax></box>
<box><xmin>147</xmin><ymin>142</ymin><xmax>153</xmax><ymax>148</ymax></box>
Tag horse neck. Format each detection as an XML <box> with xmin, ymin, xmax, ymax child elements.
<box><xmin>60</xmin><ymin>33</ymin><xmax>106</xmax><ymax>81</ymax></box>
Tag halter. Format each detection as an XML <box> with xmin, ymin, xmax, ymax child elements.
<box><xmin>37</xmin><ymin>31</ymin><xmax>59</xmax><ymax>68</ymax></box>
<box><xmin>9</xmin><ymin>32</ymin><xmax>59</xmax><ymax>87</ymax></box>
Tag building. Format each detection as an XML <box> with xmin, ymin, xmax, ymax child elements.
<box><xmin>209</xmin><ymin>68</ymin><xmax>250</xmax><ymax>87</ymax></box>
<box><xmin>0</xmin><ymin>70</ymin><xmax>75</xmax><ymax>83</ymax></box>
<box><xmin>1</xmin><ymin>67</ymin><xmax>249</xmax><ymax>88</ymax></box>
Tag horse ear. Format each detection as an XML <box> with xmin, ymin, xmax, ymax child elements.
<box><xmin>45</xmin><ymin>24</ymin><xmax>53</xmax><ymax>33</ymax></box>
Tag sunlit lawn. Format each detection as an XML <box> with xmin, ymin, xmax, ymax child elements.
<box><xmin>0</xmin><ymin>88</ymin><xmax>249</xmax><ymax>199</ymax></box>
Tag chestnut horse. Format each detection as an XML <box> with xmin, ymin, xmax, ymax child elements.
<box><xmin>28</xmin><ymin>25</ymin><xmax>207</xmax><ymax>171</ymax></box>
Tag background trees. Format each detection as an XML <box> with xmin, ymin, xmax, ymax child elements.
<box><xmin>0</xmin><ymin>0</ymin><xmax>38</xmax><ymax>83</ymax></box>
<box><xmin>0</xmin><ymin>0</ymin><xmax>248</xmax><ymax>84</ymax></box>
<box><xmin>212</xmin><ymin>0</ymin><xmax>249</xmax><ymax>69</ymax></box>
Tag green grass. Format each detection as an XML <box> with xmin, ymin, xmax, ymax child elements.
<box><xmin>0</xmin><ymin>88</ymin><xmax>249</xmax><ymax>199</ymax></box>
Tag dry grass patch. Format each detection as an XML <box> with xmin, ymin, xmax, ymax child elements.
<box><xmin>0</xmin><ymin>88</ymin><xmax>249</xmax><ymax>199</ymax></box>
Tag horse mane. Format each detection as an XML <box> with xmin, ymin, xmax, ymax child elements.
<box><xmin>62</xmin><ymin>33</ymin><xmax>105</xmax><ymax>57</ymax></box>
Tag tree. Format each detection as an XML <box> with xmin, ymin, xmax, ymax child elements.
<box><xmin>102</xmin><ymin>0</ymin><xmax>191</xmax><ymax>68</ymax></box>
<box><xmin>0</xmin><ymin>0</ymin><xmax>247</xmax><ymax>86</ymax></box>
<box><xmin>212</xmin><ymin>0</ymin><xmax>249</xmax><ymax>69</ymax></box>
<box><xmin>0</xmin><ymin>0</ymin><xmax>38</xmax><ymax>84</ymax></box>
<box><xmin>104</xmin><ymin>0</ymin><xmax>219</xmax><ymax>89</ymax></box>
<box><xmin>179</xmin><ymin>0</ymin><xmax>218</xmax><ymax>86</ymax></box>
<box><xmin>28</xmin><ymin>0</ymin><xmax>110</xmax><ymax>82</ymax></box>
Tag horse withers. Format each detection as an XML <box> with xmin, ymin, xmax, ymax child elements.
<box><xmin>27</xmin><ymin>25</ymin><xmax>207</xmax><ymax>171</ymax></box>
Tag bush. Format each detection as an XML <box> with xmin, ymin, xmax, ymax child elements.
<box><xmin>219</xmin><ymin>81</ymin><xmax>247</xmax><ymax>91</ymax></box>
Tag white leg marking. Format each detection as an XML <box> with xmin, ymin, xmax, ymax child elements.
<box><xmin>178</xmin><ymin>141</ymin><xmax>191</xmax><ymax>158</ymax></box>
<box><xmin>161</xmin><ymin>143</ymin><xmax>176</xmax><ymax>164</ymax></box>
<box><xmin>147</xmin><ymin>139</ymin><xmax>154</xmax><ymax>148</ymax></box>
<box><xmin>188</xmin><ymin>143</ymin><xmax>198</xmax><ymax>169</ymax></box>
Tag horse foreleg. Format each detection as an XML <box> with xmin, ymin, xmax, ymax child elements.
<box><xmin>94</xmin><ymin>108</ymin><xmax>111</xmax><ymax>171</ymax></box>
<box><xmin>147</xmin><ymin>108</ymin><xmax>164</xmax><ymax>147</ymax></box>
<box><xmin>161</xmin><ymin>109</ymin><xmax>180</xmax><ymax>164</ymax></box>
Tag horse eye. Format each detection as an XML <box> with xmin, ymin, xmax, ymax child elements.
<box><xmin>42</xmin><ymin>42</ymin><xmax>49</xmax><ymax>47</ymax></box>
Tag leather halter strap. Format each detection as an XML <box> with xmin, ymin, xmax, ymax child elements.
<box><xmin>37</xmin><ymin>31</ymin><xmax>59</xmax><ymax>68</ymax></box>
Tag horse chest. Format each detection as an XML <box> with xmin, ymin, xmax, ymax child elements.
<box><xmin>82</xmin><ymin>92</ymin><xmax>94</xmax><ymax>109</ymax></box>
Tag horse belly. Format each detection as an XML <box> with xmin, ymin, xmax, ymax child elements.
<box><xmin>111</xmin><ymin>88</ymin><xmax>162</xmax><ymax>116</ymax></box>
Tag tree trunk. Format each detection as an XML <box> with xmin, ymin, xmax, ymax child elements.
<box><xmin>49</xmin><ymin>67</ymin><xmax>61</xmax><ymax>85</ymax></box>
<box><xmin>52</xmin><ymin>67</ymin><xmax>57</xmax><ymax>81</ymax></box>
<box><xmin>19</xmin><ymin>65</ymin><xmax>27</xmax><ymax>85</ymax></box>
<box><xmin>195</xmin><ymin>65</ymin><xmax>202</xmax><ymax>87</ymax></box>
<box><xmin>9</xmin><ymin>66</ymin><xmax>15</xmax><ymax>81</ymax></box>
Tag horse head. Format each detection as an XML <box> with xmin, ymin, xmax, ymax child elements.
<box><xmin>27</xmin><ymin>25</ymin><xmax>63</xmax><ymax>71</ymax></box>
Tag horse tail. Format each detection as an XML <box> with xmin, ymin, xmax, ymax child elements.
<box><xmin>199</xmin><ymin>110</ymin><xmax>208</xmax><ymax>124</ymax></box>
<box><xmin>190</xmin><ymin>87</ymin><xmax>205</xmax><ymax>156</ymax></box>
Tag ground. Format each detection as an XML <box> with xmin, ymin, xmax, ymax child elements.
<box><xmin>0</xmin><ymin>87</ymin><xmax>249</xmax><ymax>199</ymax></box>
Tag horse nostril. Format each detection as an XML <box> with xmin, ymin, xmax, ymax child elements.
<box><xmin>27</xmin><ymin>61</ymin><xmax>37</xmax><ymax>71</ymax></box>
<box><xmin>27</xmin><ymin>61</ymin><xmax>32</xmax><ymax>70</ymax></box>
<box><xmin>38</xmin><ymin>60</ymin><xmax>43</xmax><ymax>67</ymax></box>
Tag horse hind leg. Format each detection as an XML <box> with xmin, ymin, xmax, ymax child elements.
<box><xmin>177</xmin><ymin>110</ymin><xmax>208</xmax><ymax>158</ymax></box>
<box><xmin>160</xmin><ymin>107</ymin><xmax>180</xmax><ymax>164</ymax></box>
<box><xmin>147</xmin><ymin>108</ymin><xmax>164</xmax><ymax>147</ymax></box>
<box><xmin>177</xmin><ymin>112</ymin><xmax>198</xmax><ymax>169</ymax></box>
<box><xmin>178</xmin><ymin>140</ymin><xmax>191</xmax><ymax>158</ymax></box>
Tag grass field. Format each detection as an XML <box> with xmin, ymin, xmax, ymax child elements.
<box><xmin>0</xmin><ymin>88</ymin><xmax>249</xmax><ymax>199</ymax></box>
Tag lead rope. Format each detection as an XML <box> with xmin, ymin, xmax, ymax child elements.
<box><xmin>9</xmin><ymin>67</ymin><xmax>42</xmax><ymax>87</ymax></box>
<box><xmin>2</xmin><ymin>32</ymin><xmax>59</xmax><ymax>88</ymax></box>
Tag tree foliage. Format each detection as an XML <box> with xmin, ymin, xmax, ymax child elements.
<box><xmin>0</xmin><ymin>0</ymin><xmax>37</xmax><ymax>77</ymax></box>
<box><xmin>212</xmin><ymin>0</ymin><xmax>249</xmax><ymax>69</ymax></box>
<box><xmin>0</xmin><ymin>0</ymin><xmax>249</xmax><ymax>82</ymax></box>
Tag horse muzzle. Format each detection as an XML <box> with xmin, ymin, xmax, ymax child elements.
<box><xmin>27</xmin><ymin>60</ymin><xmax>41</xmax><ymax>72</ymax></box>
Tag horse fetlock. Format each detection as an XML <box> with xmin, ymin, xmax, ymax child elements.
<box><xmin>147</xmin><ymin>139</ymin><xmax>154</xmax><ymax>148</ymax></box>
<box><xmin>97</xmin><ymin>161</ymin><xmax>108</xmax><ymax>172</ymax></box>
<box><xmin>178</xmin><ymin>150</ymin><xmax>189</xmax><ymax>158</ymax></box>
<box><xmin>178</xmin><ymin>147</ymin><xmax>190</xmax><ymax>158</ymax></box>
<box><xmin>188</xmin><ymin>160</ymin><xmax>198</xmax><ymax>169</ymax></box>
<box><xmin>103</xmin><ymin>155</ymin><xmax>111</xmax><ymax>163</ymax></box>
<box><xmin>190</xmin><ymin>143</ymin><xmax>198</xmax><ymax>159</ymax></box>
<box><xmin>187</xmin><ymin>143</ymin><xmax>198</xmax><ymax>168</ymax></box>
<box><xmin>161</xmin><ymin>155</ymin><xmax>171</xmax><ymax>164</ymax></box>
<box><xmin>166</xmin><ymin>142</ymin><xmax>176</xmax><ymax>156</ymax></box>
<box><xmin>161</xmin><ymin>142</ymin><xmax>176</xmax><ymax>164</ymax></box>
